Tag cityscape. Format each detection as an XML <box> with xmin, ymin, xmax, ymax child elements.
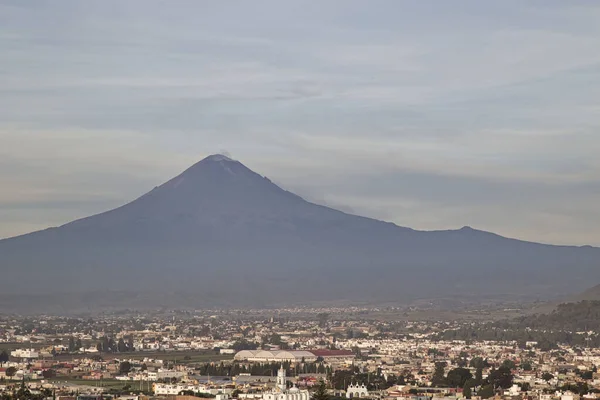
<box><xmin>0</xmin><ymin>301</ymin><xmax>600</xmax><ymax>400</ymax></box>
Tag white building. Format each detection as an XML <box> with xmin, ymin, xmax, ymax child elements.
<box><xmin>346</xmin><ymin>383</ymin><xmax>369</xmax><ymax>399</ymax></box>
<box><xmin>10</xmin><ymin>349</ymin><xmax>39</xmax><ymax>359</ymax></box>
<box><xmin>154</xmin><ymin>383</ymin><xmax>211</xmax><ymax>396</ymax></box>
<box><xmin>240</xmin><ymin>368</ymin><xmax>310</xmax><ymax>400</ymax></box>
<box><xmin>156</xmin><ymin>369</ymin><xmax>186</xmax><ymax>380</ymax></box>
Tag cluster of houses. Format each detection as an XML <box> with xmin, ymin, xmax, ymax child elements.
<box><xmin>2</xmin><ymin>311</ymin><xmax>600</xmax><ymax>400</ymax></box>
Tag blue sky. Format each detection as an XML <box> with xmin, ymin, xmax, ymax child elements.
<box><xmin>1</xmin><ymin>1</ymin><xmax>600</xmax><ymax>245</ymax></box>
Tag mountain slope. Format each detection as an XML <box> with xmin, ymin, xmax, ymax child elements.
<box><xmin>568</xmin><ymin>283</ymin><xmax>600</xmax><ymax>302</ymax></box>
<box><xmin>1</xmin><ymin>154</ymin><xmax>599</xmax><ymax>310</ymax></box>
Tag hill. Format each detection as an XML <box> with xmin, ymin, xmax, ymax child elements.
<box><xmin>1</xmin><ymin>154</ymin><xmax>599</xmax><ymax>312</ymax></box>
<box><xmin>438</xmin><ymin>300</ymin><xmax>600</xmax><ymax>348</ymax></box>
<box><xmin>569</xmin><ymin>283</ymin><xmax>600</xmax><ymax>302</ymax></box>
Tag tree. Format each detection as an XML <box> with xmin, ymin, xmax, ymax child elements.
<box><xmin>431</xmin><ymin>362</ymin><xmax>447</xmax><ymax>387</ymax></box>
<box><xmin>317</xmin><ymin>313</ymin><xmax>329</xmax><ymax>328</ymax></box>
<box><xmin>522</xmin><ymin>362</ymin><xmax>532</xmax><ymax>371</ymax></box>
<box><xmin>488</xmin><ymin>366</ymin><xmax>513</xmax><ymax>389</ymax></box>
<box><xmin>446</xmin><ymin>368</ymin><xmax>472</xmax><ymax>388</ymax></box>
<box><xmin>478</xmin><ymin>385</ymin><xmax>495</xmax><ymax>399</ymax></box>
<box><xmin>463</xmin><ymin>382</ymin><xmax>472</xmax><ymax>399</ymax></box>
<box><xmin>542</xmin><ymin>372</ymin><xmax>554</xmax><ymax>383</ymax></box>
<box><xmin>469</xmin><ymin>357</ymin><xmax>487</xmax><ymax>369</ymax></box>
<box><xmin>118</xmin><ymin>338</ymin><xmax>127</xmax><ymax>353</ymax></box>
<box><xmin>313</xmin><ymin>380</ymin><xmax>329</xmax><ymax>400</ymax></box>
<box><xmin>5</xmin><ymin>367</ymin><xmax>16</xmax><ymax>378</ymax></box>
<box><xmin>15</xmin><ymin>384</ymin><xmax>31</xmax><ymax>400</ymax></box>
<box><xmin>502</xmin><ymin>360</ymin><xmax>516</xmax><ymax>370</ymax></box>
<box><xmin>580</xmin><ymin>371</ymin><xmax>593</xmax><ymax>380</ymax></box>
<box><xmin>232</xmin><ymin>339</ymin><xmax>258</xmax><ymax>351</ymax></box>
<box><xmin>42</xmin><ymin>369</ymin><xmax>56</xmax><ymax>379</ymax></box>
<box><xmin>475</xmin><ymin>368</ymin><xmax>483</xmax><ymax>386</ymax></box>
<box><xmin>119</xmin><ymin>361</ymin><xmax>132</xmax><ymax>375</ymax></box>
<box><xmin>68</xmin><ymin>337</ymin><xmax>76</xmax><ymax>352</ymax></box>
<box><xmin>128</xmin><ymin>336</ymin><xmax>135</xmax><ymax>351</ymax></box>
<box><xmin>0</xmin><ymin>351</ymin><xmax>8</xmax><ymax>363</ymax></box>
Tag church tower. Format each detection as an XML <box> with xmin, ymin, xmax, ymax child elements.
<box><xmin>277</xmin><ymin>367</ymin><xmax>287</xmax><ymax>392</ymax></box>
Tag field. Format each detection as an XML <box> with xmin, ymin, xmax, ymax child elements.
<box><xmin>54</xmin><ymin>350</ymin><xmax>234</xmax><ymax>364</ymax></box>
<box><xmin>122</xmin><ymin>351</ymin><xmax>234</xmax><ymax>363</ymax></box>
<box><xmin>0</xmin><ymin>342</ymin><xmax>47</xmax><ymax>351</ymax></box>
<box><xmin>49</xmin><ymin>378</ymin><xmax>148</xmax><ymax>392</ymax></box>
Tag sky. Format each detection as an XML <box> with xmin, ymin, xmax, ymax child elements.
<box><xmin>1</xmin><ymin>1</ymin><xmax>600</xmax><ymax>245</ymax></box>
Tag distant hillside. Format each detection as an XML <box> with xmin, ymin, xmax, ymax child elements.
<box><xmin>569</xmin><ymin>284</ymin><xmax>600</xmax><ymax>302</ymax></box>
<box><xmin>1</xmin><ymin>154</ymin><xmax>600</xmax><ymax>312</ymax></box>
<box><xmin>508</xmin><ymin>300</ymin><xmax>600</xmax><ymax>331</ymax></box>
<box><xmin>438</xmin><ymin>300</ymin><xmax>600</xmax><ymax>348</ymax></box>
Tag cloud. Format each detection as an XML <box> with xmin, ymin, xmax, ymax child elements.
<box><xmin>1</xmin><ymin>1</ymin><xmax>600</xmax><ymax>244</ymax></box>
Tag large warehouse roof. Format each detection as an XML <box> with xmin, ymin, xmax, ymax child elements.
<box><xmin>234</xmin><ymin>350</ymin><xmax>317</xmax><ymax>361</ymax></box>
<box><xmin>234</xmin><ymin>349</ymin><xmax>355</xmax><ymax>362</ymax></box>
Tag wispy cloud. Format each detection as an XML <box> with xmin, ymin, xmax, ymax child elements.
<box><xmin>1</xmin><ymin>0</ymin><xmax>600</xmax><ymax>244</ymax></box>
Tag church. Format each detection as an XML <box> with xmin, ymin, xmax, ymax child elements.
<box><xmin>346</xmin><ymin>383</ymin><xmax>369</xmax><ymax>398</ymax></box>
<box><xmin>261</xmin><ymin>368</ymin><xmax>310</xmax><ymax>400</ymax></box>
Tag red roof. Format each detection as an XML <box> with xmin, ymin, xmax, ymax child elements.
<box><xmin>309</xmin><ymin>350</ymin><xmax>354</xmax><ymax>357</ymax></box>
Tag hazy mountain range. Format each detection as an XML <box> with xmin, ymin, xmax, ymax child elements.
<box><xmin>1</xmin><ymin>154</ymin><xmax>599</xmax><ymax>312</ymax></box>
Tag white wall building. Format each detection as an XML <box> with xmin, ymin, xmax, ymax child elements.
<box><xmin>346</xmin><ymin>384</ymin><xmax>369</xmax><ymax>399</ymax></box>
<box><xmin>10</xmin><ymin>349</ymin><xmax>39</xmax><ymax>359</ymax></box>
<box><xmin>154</xmin><ymin>383</ymin><xmax>210</xmax><ymax>396</ymax></box>
<box><xmin>240</xmin><ymin>368</ymin><xmax>310</xmax><ymax>400</ymax></box>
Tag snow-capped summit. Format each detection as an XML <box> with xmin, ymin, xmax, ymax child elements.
<box><xmin>203</xmin><ymin>154</ymin><xmax>235</xmax><ymax>163</ymax></box>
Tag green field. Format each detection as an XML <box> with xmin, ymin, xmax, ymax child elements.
<box><xmin>0</xmin><ymin>342</ymin><xmax>46</xmax><ymax>351</ymax></box>
<box><xmin>50</xmin><ymin>378</ymin><xmax>150</xmax><ymax>391</ymax></box>
<box><xmin>122</xmin><ymin>351</ymin><xmax>234</xmax><ymax>363</ymax></box>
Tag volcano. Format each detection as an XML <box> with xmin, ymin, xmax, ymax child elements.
<box><xmin>1</xmin><ymin>154</ymin><xmax>599</xmax><ymax>311</ymax></box>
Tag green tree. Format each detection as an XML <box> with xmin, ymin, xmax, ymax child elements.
<box><xmin>128</xmin><ymin>336</ymin><xmax>134</xmax><ymax>351</ymax></box>
<box><xmin>118</xmin><ymin>338</ymin><xmax>127</xmax><ymax>353</ymax></box>
<box><xmin>475</xmin><ymin>368</ymin><xmax>483</xmax><ymax>385</ymax></box>
<box><xmin>232</xmin><ymin>339</ymin><xmax>259</xmax><ymax>351</ymax></box>
<box><xmin>478</xmin><ymin>385</ymin><xmax>495</xmax><ymax>399</ymax></box>
<box><xmin>580</xmin><ymin>371</ymin><xmax>593</xmax><ymax>380</ymax></box>
<box><xmin>119</xmin><ymin>361</ymin><xmax>132</xmax><ymax>375</ymax></box>
<box><xmin>42</xmin><ymin>369</ymin><xmax>56</xmax><ymax>379</ymax></box>
<box><xmin>317</xmin><ymin>313</ymin><xmax>329</xmax><ymax>328</ymax></box>
<box><xmin>542</xmin><ymin>372</ymin><xmax>554</xmax><ymax>383</ymax></box>
<box><xmin>446</xmin><ymin>368</ymin><xmax>472</xmax><ymax>388</ymax></box>
<box><xmin>5</xmin><ymin>367</ymin><xmax>17</xmax><ymax>378</ymax></box>
<box><xmin>488</xmin><ymin>366</ymin><xmax>513</xmax><ymax>389</ymax></box>
<box><xmin>431</xmin><ymin>362</ymin><xmax>447</xmax><ymax>387</ymax></box>
<box><xmin>463</xmin><ymin>382</ymin><xmax>472</xmax><ymax>399</ymax></box>
<box><xmin>470</xmin><ymin>357</ymin><xmax>487</xmax><ymax>369</ymax></box>
<box><xmin>313</xmin><ymin>380</ymin><xmax>329</xmax><ymax>400</ymax></box>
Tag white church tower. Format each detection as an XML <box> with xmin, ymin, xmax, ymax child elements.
<box><xmin>264</xmin><ymin>366</ymin><xmax>310</xmax><ymax>400</ymax></box>
<box><xmin>277</xmin><ymin>367</ymin><xmax>287</xmax><ymax>391</ymax></box>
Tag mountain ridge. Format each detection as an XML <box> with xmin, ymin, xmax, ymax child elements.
<box><xmin>0</xmin><ymin>154</ymin><xmax>599</xmax><ymax>311</ymax></box>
